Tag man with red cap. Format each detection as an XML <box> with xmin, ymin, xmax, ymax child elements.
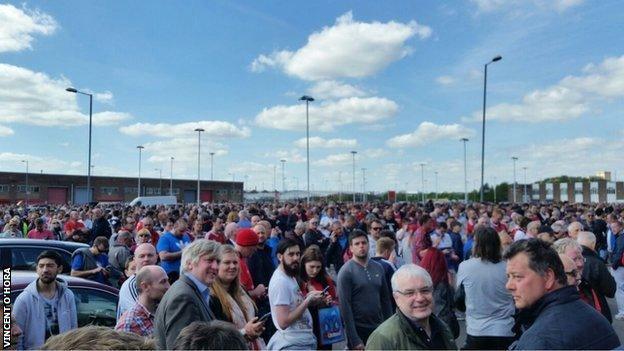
<box><xmin>235</xmin><ymin>228</ymin><xmax>267</xmax><ymax>300</ymax></box>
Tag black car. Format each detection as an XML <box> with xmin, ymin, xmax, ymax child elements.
<box><xmin>11</xmin><ymin>271</ymin><xmax>119</xmax><ymax>327</ymax></box>
<box><xmin>0</xmin><ymin>239</ymin><xmax>89</xmax><ymax>274</ymax></box>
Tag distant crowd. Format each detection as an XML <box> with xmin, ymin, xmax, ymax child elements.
<box><xmin>3</xmin><ymin>199</ymin><xmax>624</xmax><ymax>350</ymax></box>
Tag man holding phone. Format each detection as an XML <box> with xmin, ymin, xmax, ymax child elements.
<box><xmin>70</xmin><ymin>236</ymin><xmax>111</xmax><ymax>285</ymax></box>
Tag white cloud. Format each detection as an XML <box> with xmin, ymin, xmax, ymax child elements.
<box><xmin>0</xmin><ymin>152</ymin><xmax>84</xmax><ymax>175</ymax></box>
<box><xmin>0</xmin><ymin>4</ymin><xmax>57</xmax><ymax>53</ymax></box>
<box><xmin>265</xmin><ymin>150</ymin><xmax>306</xmax><ymax>164</ymax></box>
<box><xmin>386</xmin><ymin>122</ymin><xmax>474</xmax><ymax>148</ymax></box>
<box><xmin>308</xmin><ymin>80</ymin><xmax>367</xmax><ymax>99</ymax></box>
<box><xmin>251</xmin><ymin>11</ymin><xmax>432</xmax><ymax>81</ymax></box>
<box><xmin>0</xmin><ymin>125</ymin><xmax>14</xmax><ymax>136</ymax></box>
<box><xmin>255</xmin><ymin>96</ymin><xmax>398</xmax><ymax>132</ymax></box>
<box><xmin>293</xmin><ymin>137</ymin><xmax>357</xmax><ymax>149</ymax></box>
<box><xmin>0</xmin><ymin>63</ymin><xmax>132</xmax><ymax>127</ymax></box>
<box><xmin>471</xmin><ymin>0</ymin><xmax>584</xmax><ymax>13</ymax></box>
<box><xmin>94</xmin><ymin>91</ymin><xmax>114</xmax><ymax>104</ymax></box>
<box><xmin>435</xmin><ymin>75</ymin><xmax>455</xmax><ymax>85</ymax></box>
<box><xmin>363</xmin><ymin>148</ymin><xmax>389</xmax><ymax>159</ymax></box>
<box><xmin>119</xmin><ymin>121</ymin><xmax>251</xmax><ymax>139</ymax></box>
<box><xmin>462</xmin><ymin>55</ymin><xmax>624</xmax><ymax>123</ymax></box>
<box><xmin>59</xmin><ymin>142</ymin><xmax>69</xmax><ymax>147</ymax></box>
<box><xmin>314</xmin><ymin>153</ymin><xmax>354</xmax><ymax>167</ymax></box>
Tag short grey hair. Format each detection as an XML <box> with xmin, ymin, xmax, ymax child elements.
<box><xmin>181</xmin><ymin>239</ymin><xmax>220</xmax><ymax>273</ymax></box>
<box><xmin>552</xmin><ymin>237</ymin><xmax>582</xmax><ymax>255</ymax></box>
<box><xmin>390</xmin><ymin>264</ymin><xmax>432</xmax><ymax>292</ymax></box>
<box><xmin>294</xmin><ymin>221</ymin><xmax>307</xmax><ymax>232</ymax></box>
<box><xmin>577</xmin><ymin>231</ymin><xmax>596</xmax><ymax>249</ymax></box>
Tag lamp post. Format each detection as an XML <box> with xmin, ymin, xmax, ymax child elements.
<box><xmin>512</xmin><ymin>156</ymin><xmax>518</xmax><ymax>203</ymax></box>
<box><xmin>493</xmin><ymin>176</ymin><xmax>498</xmax><ymax>203</ymax></box>
<box><xmin>300</xmin><ymin>95</ymin><xmax>314</xmax><ymax>204</ymax></box>
<box><xmin>461</xmin><ymin>138</ymin><xmax>469</xmax><ymax>203</ymax></box>
<box><xmin>169</xmin><ymin>157</ymin><xmax>174</xmax><ymax>196</ymax></box>
<box><xmin>420</xmin><ymin>163</ymin><xmax>426</xmax><ymax>203</ymax></box>
<box><xmin>434</xmin><ymin>171</ymin><xmax>439</xmax><ymax>200</ymax></box>
<box><xmin>21</xmin><ymin>160</ymin><xmax>29</xmax><ymax>206</ymax></box>
<box><xmin>280</xmin><ymin>159</ymin><xmax>286</xmax><ymax>193</ymax></box>
<box><xmin>479</xmin><ymin>55</ymin><xmax>502</xmax><ymax>202</ymax></box>
<box><xmin>338</xmin><ymin>171</ymin><xmax>342</xmax><ymax>202</ymax></box>
<box><xmin>523</xmin><ymin>166</ymin><xmax>528</xmax><ymax>203</ymax></box>
<box><xmin>273</xmin><ymin>165</ymin><xmax>277</xmax><ymax>192</ymax></box>
<box><xmin>66</xmin><ymin>87</ymin><xmax>93</xmax><ymax>202</ymax></box>
<box><xmin>210</xmin><ymin>152</ymin><xmax>215</xmax><ymax>181</ymax></box>
<box><xmin>155</xmin><ymin>168</ymin><xmax>162</xmax><ymax>195</ymax></box>
<box><xmin>136</xmin><ymin>146</ymin><xmax>144</xmax><ymax>197</ymax></box>
<box><xmin>195</xmin><ymin>128</ymin><xmax>204</xmax><ymax>206</ymax></box>
<box><xmin>361</xmin><ymin>168</ymin><xmax>367</xmax><ymax>203</ymax></box>
<box><xmin>351</xmin><ymin>151</ymin><xmax>357</xmax><ymax>203</ymax></box>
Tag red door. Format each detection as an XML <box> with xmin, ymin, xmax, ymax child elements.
<box><xmin>200</xmin><ymin>190</ymin><xmax>213</xmax><ymax>203</ymax></box>
<box><xmin>48</xmin><ymin>187</ymin><xmax>68</xmax><ymax>204</ymax></box>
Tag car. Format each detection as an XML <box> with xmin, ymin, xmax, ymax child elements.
<box><xmin>0</xmin><ymin>239</ymin><xmax>89</xmax><ymax>274</ymax></box>
<box><xmin>11</xmin><ymin>271</ymin><xmax>119</xmax><ymax>328</ymax></box>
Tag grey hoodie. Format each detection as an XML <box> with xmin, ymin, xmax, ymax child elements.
<box><xmin>13</xmin><ymin>278</ymin><xmax>78</xmax><ymax>350</ymax></box>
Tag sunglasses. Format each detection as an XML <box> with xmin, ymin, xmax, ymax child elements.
<box><xmin>565</xmin><ymin>269</ymin><xmax>578</xmax><ymax>277</ymax></box>
<box><xmin>371</xmin><ymin>227</ymin><xmax>383</xmax><ymax>231</ymax></box>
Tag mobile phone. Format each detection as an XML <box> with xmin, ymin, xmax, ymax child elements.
<box><xmin>321</xmin><ymin>286</ymin><xmax>331</xmax><ymax>295</ymax></box>
<box><xmin>258</xmin><ymin>312</ymin><xmax>271</xmax><ymax>323</ymax></box>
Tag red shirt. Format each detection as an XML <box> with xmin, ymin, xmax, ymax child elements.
<box><xmin>207</xmin><ymin>230</ymin><xmax>226</xmax><ymax>244</ymax></box>
<box><xmin>239</xmin><ymin>253</ymin><xmax>254</xmax><ymax>292</ymax></box>
<box><xmin>64</xmin><ymin>220</ymin><xmax>85</xmax><ymax>238</ymax></box>
<box><xmin>27</xmin><ymin>229</ymin><xmax>54</xmax><ymax>240</ymax></box>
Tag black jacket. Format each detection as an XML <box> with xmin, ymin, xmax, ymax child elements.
<box><xmin>303</xmin><ymin>229</ymin><xmax>329</xmax><ymax>252</ymax></box>
<box><xmin>511</xmin><ymin>286</ymin><xmax>619</xmax><ymax>350</ymax></box>
<box><xmin>610</xmin><ymin>231</ymin><xmax>624</xmax><ymax>269</ymax></box>
<box><xmin>582</xmin><ymin>245</ymin><xmax>616</xmax><ymax>323</ymax></box>
<box><xmin>91</xmin><ymin>217</ymin><xmax>112</xmax><ymax>240</ymax></box>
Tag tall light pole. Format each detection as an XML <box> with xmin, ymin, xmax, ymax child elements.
<box><xmin>195</xmin><ymin>128</ymin><xmax>205</xmax><ymax>205</ymax></box>
<box><xmin>512</xmin><ymin>156</ymin><xmax>518</xmax><ymax>203</ymax></box>
<box><xmin>434</xmin><ymin>171</ymin><xmax>439</xmax><ymax>200</ymax></box>
<box><xmin>480</xmin><ymin>55</ymin><xmax>502</xmax><ymax>202</ymax></box>
<box><xmin>300</xmin><ymin>95</ymin><xmax>314</xmax><ymax>204</ymax></box>
<box><xmin>280</xmin><ymin>159</ymin><xmax>286</xmax><ymax>193</ymax></box>
<box><xmin>493</xmin><ymin>176</ymin><xmax>498</xmax><ymax>203</ymax></box>
<box><xmin>523</xmin><ymin>166</ymin><xmax>528</xmax><ymax>203</ymax></box>
<box><xmin>21</xmin><ymin>160</ymin><xmax>29</xmax><ymax>206</ymax></box>
<box><xmin>66</xmin><ymin>87</ymin><xmax>93</xmax><ymax>202</ymax></box>
<box><xmin>338</xmin><ymin>171</ymin><xmax>342</xmax><ymax>202</ymax></box>
<box><xmin>155</xmin><ymin>168</ymin><xmax>162</xmax><ymax>195</ymax></box>
<box><xmin>461</xmin><ymin>138</ymin><xmax>469</xmax><ymax>203</ymax></box>
<box><xmin>351</xmin><ymin>151</ymin><xmax>357</xmax><ymax>203</ymax></box>
<box><xmin>420</xmin><ymin>163</ymin><xmax>426</xmax><ymax>203</ymax></box>
<box><xmin>136</xmin><ymin>146</ymin><xmax>144</xmax><ymax>197</ymax></box>
<box><xmin>273</xmin><ymin>165</ymin><xmax>277</xmax><ymax>192</ymax></box>
<box><xmin>169</xmin><ymin>157</ymin><xmax>174</xmax><ymax>196</ymax></box>
<box><xmin>209</xmin><ymin>152</ymin><xmax>215</xmax><ymax>181</ymax></box>
<box><xmin>361</xmin><ymin>168</ymin><xmax>367</xmax><ymax>203</ymax></box>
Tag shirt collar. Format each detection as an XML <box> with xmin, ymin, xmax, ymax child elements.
<box><xmin>185</xmin><ymin>272</ymin><xmax>210</xmax><ymax>296</ymax></box>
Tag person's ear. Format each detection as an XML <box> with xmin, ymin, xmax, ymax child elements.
<box><xmin>544</xmin><ymin>269</ymin><xmax>557</xmax><ymax>291</ymax></box>
<box><xmin>57</xmin><ymin>265</ymin><xmax>63</xmax><ymax>274</ymax></box>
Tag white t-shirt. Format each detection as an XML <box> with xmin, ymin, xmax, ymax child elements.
<box><xmin>116</xmin><ymin>275</ymin><xmax>138</xmax><ymax>320</ymax></box>
<box><xmin>268</xmin><ymin>267</ymin><xmax>313</xmax><ymax>332</ymax></box>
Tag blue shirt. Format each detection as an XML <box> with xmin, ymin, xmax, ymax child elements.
<box><xmin>184</xmin><ymin>272</ymin><xmax>210</xmax><ymax>306</ymax></box>
<box><xmin>156</xmin><ymin>232</ymin><xmax>191</xmax><ymax>273</ymax></box>
<box><xmin>71</xmin><ymin>252</ymin><xmax>109</xmax><ymax>284</ymax></box>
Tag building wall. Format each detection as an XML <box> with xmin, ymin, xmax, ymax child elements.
<box><xmin>0</xmin><ymin>172</ymin><xmax>243</xmax><ymax>204</ymax></box>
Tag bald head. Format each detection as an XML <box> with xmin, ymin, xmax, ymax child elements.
<box><xmin>134</xmin><ymin>243</ymin><xmax>158</xmax><ymax>270</ymax></box>
<box><xmin>135</xmin><ymin>265</ymin><xmax>169</xmax><ymax>300</ymax></box>
<box><xmin>577</xmin><ymin>231</ymin><xmax>596</xmax><ymax>251</ymax></box>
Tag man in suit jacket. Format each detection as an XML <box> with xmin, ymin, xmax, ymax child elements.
<box><xmin>154</xmin><ymin>240</ymin><xmax>221</xmax><ymax>349</ymax></box>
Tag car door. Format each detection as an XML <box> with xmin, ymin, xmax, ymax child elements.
<box><xmin>71</xmin><ymin>287</ymin><xmax>118</xmax><ymax>327</ymax></box>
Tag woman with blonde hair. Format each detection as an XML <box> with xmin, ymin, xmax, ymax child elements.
<box><xmin>210</xmin><ymin>245</ymin><xmax>266</xmax><ymax>350</ymax></box>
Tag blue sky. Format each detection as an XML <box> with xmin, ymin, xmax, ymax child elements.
<box><xmin>1</xmin><ymin>0</ymin><xmax>623</xmax><ymax>193</ymax></box>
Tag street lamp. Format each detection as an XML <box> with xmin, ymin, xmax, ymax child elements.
<box><xmin>479</xmin><ymin>55</ymin><xmax>502</xmax><ymax>202</ymax></box>
<box><xmin>66</xmin><ymin>87</ymin><xmax>93</xmax><ymax>202</ymax></box>
<box><xmin>155</xmin><ymin>168</ymin><xmax>162</xmax><ymax>195</ymax></box>
<box><xmin>361</xmin><ymin>168</ymin><xmax>367</xmax><ymax>203</ymax></box>
<box><xmin>210</xmin><ymin>152</ymin><xmax>215</xmax><ymax>181</ymax></box>
<box><xmin>300</xmin><ymin>95</ymin><xmax>314</xmax><ymax>204</ymax></box>
<box><xmin>512</xmin><ymin>156</ymin><xmax>518</xmax><ymax>203</ymax></box>
<box><xmin>420</xmin><ymin>163</ymin><xmax>426</xmax><ymax>203</ymax></box>
<box><xmin>136</xmin><ymin>146</ymin><xmax>144</xmax><ymax>197</ymax></box>
<box><xmin>280</xmin><ymin>159</ymin><xmax>286</xmax><ymax>193</ymax></box>
<box><xmin>434</xmin><ymin>171</ymin><xmax>439</xmax><ymax>200</ymax></box>
<box><xmin>461</xmin><ymin>138</ymin><xmax>469</xmax><ymax>203</ymax></box>
<box><xmin>169</xmin><ymin>157</ymin><xmax>174</xmax><ymax>196</ymax></box>
<box><xmin>195</xmin><ymin>128</ymin><xmax>205</xmax><ymax>206</ymax></box>
<box><xmin>523</xmin><ymin>166</ymin><xmax>528</xmax><ymax>203</ymax></box>
<box><xmin>21</xmin><ymin>160</ymin><xmax>29</xmax><ymax>206</ymax></box>
<box><xmin>351</xmin><ymin>151</ymin><xmax>357</xmax><ymax>203</ymax></box>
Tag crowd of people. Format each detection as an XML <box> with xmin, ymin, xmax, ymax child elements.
<box><xmin>4</xmin><ymin>199</ymin><xmax>624</xmax><ymax>350</ymax></box>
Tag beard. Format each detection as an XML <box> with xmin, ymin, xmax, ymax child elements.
<box><xmin>39</xmin><ymin>275</ymin><xmax>56</xmax><ymax>285</ymax></box>
<box><xmin>283</xmin><ymin>261</ymin><xmax>299</xmax><ymax>277</ymax></box>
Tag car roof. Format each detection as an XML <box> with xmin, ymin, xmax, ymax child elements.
<box><xmin>0</xmin><ymin>239</ymin><xmax>89</xmax><ymax>250</ymax></box>
<box><xmin>10</xmin><ymin>271</ymin><xmax>119</xmax><ymax>294</ymax></box>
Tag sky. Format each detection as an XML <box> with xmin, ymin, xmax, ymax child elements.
<box><xmin>0</xmin><ymin>0</ymin><xmax>623</xmax><ymax>194</ymax></box>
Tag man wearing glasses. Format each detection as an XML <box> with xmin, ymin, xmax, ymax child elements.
<box><xmin>366</xmin><ymin>264</ymin><xmax>456</xmax><ymax>350</ymax></box>
<box><xmin>367</xmin><ymin>219</ymin><xmax>384</xmax><ymax>259</ymax></box>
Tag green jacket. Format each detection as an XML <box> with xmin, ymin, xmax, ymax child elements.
<box><xmin>366</xmin><ymin>310</ymin><xmax>457</xmax><ymax>350</ymax></box>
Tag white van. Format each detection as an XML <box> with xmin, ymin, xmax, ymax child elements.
<box><xmin>129</xmin><ymin>196</ymin><xmax>177</xmax><ymax>207</ymax></box>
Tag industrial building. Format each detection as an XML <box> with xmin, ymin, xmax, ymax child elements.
<box><xmin>0</xmin><ymin>171</ymin><xmax>243</xmax><ymax>204</ymax></box>
<box><xmin>508</xmin><ymin>179</ymin><xmax>624</xmax><ymax>204</ymax></box>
